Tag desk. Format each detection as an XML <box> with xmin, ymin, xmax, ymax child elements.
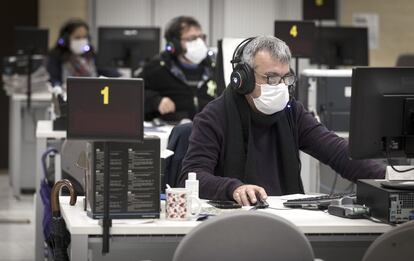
<box><xmin>9</xmin><ymin>92</ymin><xmax>51</xmax><ymax>197</ymax></box>
<box><xmin>34</xmin><ymin>120</ymin><xmax>174</xmax><ymax>261</ymax></box>
<box><xmin>60</xmin><ymin>196</ymin><xmax>391</xmax><ymax>261</ymax></box>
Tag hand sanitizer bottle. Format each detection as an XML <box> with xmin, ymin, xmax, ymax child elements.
<box><xmin>185</xmin><ymin>172</ymin><xmax>199</xmax><ymax>199</ymax></box>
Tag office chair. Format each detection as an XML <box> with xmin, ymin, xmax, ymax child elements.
<box><xmin>164</xmin><ymin>122</ymin><xmax>192</xmax><ymax>190</ymax></box>
<box><xmin>362</xmin><ymin>220</ymin><xmax>414</xmax><ymax>261</ymax></box>
<box><xmin>172</xmin><ymin>211</ymin><xmax>316</xmax><ymax>261</ymax></box>
<box><xmin>396</xmin><ymin>54</ymin><xmax>414</xmax><ymax>66</ymax></box>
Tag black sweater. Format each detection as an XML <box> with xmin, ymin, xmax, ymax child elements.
<box><xmin>139</xmin><ymin>52</ymin><xmax>220</xmax><ymax>121</ymax></box>
<box><xmin>179</xmin><ymin>95</ymin><xmax>386</xmax><ymax>200</ymax></box>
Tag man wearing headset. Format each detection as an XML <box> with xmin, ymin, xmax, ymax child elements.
<box><xmin>140</xmin><ymin>16</ymin><xmax>220</xmax><ymax>122</ymax></box>
<box><xmin>178</xmin><ymin>36</ymin><xmax>385</xmax><ymax>206</ymax></box>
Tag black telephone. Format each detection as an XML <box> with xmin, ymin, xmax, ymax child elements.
<box><xmin>207</xmin><ymin>200</ymin><xmax>242</xmax><ymax>209</ymax></box>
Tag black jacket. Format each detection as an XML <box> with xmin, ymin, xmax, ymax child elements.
<box><xmin>139</xmin><ymin>51</ymin><xmax>221</xmax><ymax>121</ymax></box>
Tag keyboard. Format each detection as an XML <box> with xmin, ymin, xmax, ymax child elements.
<box><xmin>283</xmin><ymin>193</ymin><xmax>356</xmax><ymax>210</ymax></box>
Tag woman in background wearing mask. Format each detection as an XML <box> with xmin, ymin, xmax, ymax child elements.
<box><xmin>140</xmin><ymin>16</ymin><xmax>221</xmax><ymax>122</ymax></box>
<box><xmin>47</xmin><ymin>18</ymin><xmax>119</xmax><ymax>87</ymax></box>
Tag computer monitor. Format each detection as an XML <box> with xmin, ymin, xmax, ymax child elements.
<box><xmin>303</xmin><ymin>0</ymin><xmax>337</xmax><ymax>20</ymax></box>
<box><xmin>66</xmin><ymin>77</ymin><xmax>144</xmax><ymax>141</ymax></box>
<box><xmin>97</xmin><ymin>27</ymin><xmax>160</xmax><ymax>72</ymax></box>
<box><xmin>14</xmin><ymin>27</ymin><xmax>49</xmax><ymax>55</ymax></box>
<box><xmin>349</xmin><ymin>67</ymin><xmax>414</xmax><ymax>159</ymax></box>
<box><xmin>311</xmin><ymin>26</ymin><xmax>368</xmax><ymax>68</ymax></box>
<box><xmin>216</xmin><ymin>38</ymin><xmax>246</xmax><ymax>88</ymax></box>
<box><xmin>274</xmin><ymin>20</ymin><xmax>316</xmax><ymax>58</ymax></box>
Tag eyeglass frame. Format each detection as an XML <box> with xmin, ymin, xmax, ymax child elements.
<box><xmin>254</xmin><ymin>70</ymin><xmax>296</xmax><ymax>86</ymax></box>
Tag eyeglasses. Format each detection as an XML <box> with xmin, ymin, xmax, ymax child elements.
<box><xmin>181</xmin><ymin>34</ymin><xmax>207</xmax><ymax>42</ymax></box>
<box><xmin>254</xmin><ymin>71</ymin><xmax>296</xmax><ymax>86</ymax></box>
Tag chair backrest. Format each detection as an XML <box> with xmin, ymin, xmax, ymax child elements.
<box><xmin>362</xmin><ymin>220</ymin><xmax>414</xmax><ymax>261</ymax></box>
<box><xmin>396</xmin><ymin>54</ymin><xmax>414</xmax><ymax>66</ymax></box>
<box><xmin>173</xmin><ymin>211</ymin><xmax>315</xmax><ymax>261</ymax></box>
<box><xmin>164</xmin><ymin>122</ymin><xmax>193</xmax><ymax>190</ymax></box>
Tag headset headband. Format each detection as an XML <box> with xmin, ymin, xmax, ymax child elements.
<box><xmin>230</xmin><ymin>37</ymin><xmax>256</xmax><ymax>69</ymax></box>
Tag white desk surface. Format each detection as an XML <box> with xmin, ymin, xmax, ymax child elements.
<box><xmin>60</xmin><ymin>196</ymin><xmax>392</xmax><ymax>236</ymax></box>
<box><xmin>36</xmin><ymin>120</ymin><xmax>174</xmax><ymax>150</ymax></box>
<box><xmin>301</xmin><ymin>69</ymin><xmax>352</xmax><ymax>77</ymax></box>
<box><xmin>36</xmin><ymin>120</ymin><xmax>66</xmax><ymax>139</ymax></box>
<box><xmin>12</xmin><ymin>92</ymin><xmax>51</xmax><ymax>101</ymax></box>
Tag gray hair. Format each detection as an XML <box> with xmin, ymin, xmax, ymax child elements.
<box><xmin>241</xmin><ymin>35</ymin><xmax>291</xmax><ymax>68</ymax></box>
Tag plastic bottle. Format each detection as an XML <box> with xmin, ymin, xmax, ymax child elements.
<box><xmin>185</xmin><ymin>172</ymin><xmax>199</xmax><ymax>199</ymax></box>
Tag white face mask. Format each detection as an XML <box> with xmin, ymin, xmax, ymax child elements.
<box><xmin>184</xmin><ymin>38</ymin><xmax>208</xmax><ymax>64</ymax></box>
<box><xmin>70</xmin><ymin>38</ymin><xmax>89</xmax><ymax>55</ymax></box>
<box><xmin>252</xmin><ymin>83</ymin><xmax>290</xmax><ymax>115</ymax></box>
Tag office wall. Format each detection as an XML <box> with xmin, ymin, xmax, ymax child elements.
<box><xmin>37</xmin><ymin>0</ymin><xmax>414</xmax><ymax>66</ymax></box>
<box><xmin>92</xmin><ymin>0</ymin><xmax>210</xmax><ymax>49</ymax></box>
<box><xmin>38</xmin><ymin>0</ymin><xmax>88</xmax><ymax>48</ymax></box>
<box><xmin>92</xmin><ymin>0</ymin><xmax>302</xmax><ymax>49</ymax></box>
<box><xmin>340</xmin><ymin>0</ymin><xmax>414</xmax><ymax>66</ymax></box>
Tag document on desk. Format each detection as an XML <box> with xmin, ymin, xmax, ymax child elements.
<box><xmin>279</xmin><ymin>194</ymin><xmax>323</xmax><ymax>200</ymax></box>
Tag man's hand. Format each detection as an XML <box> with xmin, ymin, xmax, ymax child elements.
<box><xmin>158</xmin><ymin>97</ymin><xmax>176</xmax><ymax>115</ymax></box>
<box><xmin>232</xmin><ymin>185</ymin><xmax>268</xmax><ymax>206</ymax></box>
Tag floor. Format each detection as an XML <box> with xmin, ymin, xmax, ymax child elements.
<box><xmin>0</xmin><ymin>170</ymin><xmax>35</xmax><ymax>261</ymax></box>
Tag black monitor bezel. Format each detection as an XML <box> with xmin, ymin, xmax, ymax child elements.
<box><xmin>349</xmin><ymin>67</ymin><xmax>414</xmax><ymax>159</ymax></box>
<box><xmin>302</xmin><ymin>0</ymin><xmax>337</xmax><ymax>21</ymax></box>
<box><xmin>274</xmin><ymin>20</ymin><xmax>316</xmax><ymax>58</ymax></box>
<box><xmin>14</xmin><ymin>27</ymin><xmax>49</xmax><ymax>55</ymax></box>
<box><xmin>311</xmin><ymin>26</ymin><xmax>369</xmax><ymax>67</ymax></box>
<box><xmin>97</xmin><ymin>26</ymin><xmax>160</xmax><ymax>70</ymax></box>
<box><xmin>66</xmin><ymin>77</ymin><xmax>144</xmax><ymax>141</ymax></box>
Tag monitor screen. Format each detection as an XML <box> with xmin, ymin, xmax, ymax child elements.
<box><xmin>97</xmin><ymin>27</ymin><xmax>160</xmax><ymax>71</ymax></box>
<box><xmin>311</xmin><ymin>26</ymin><xmax>368</xmax><ymax>68</ymax></box>
<box><xmin>14</xmin><ymin>27</ymin><xmax>49</xmax><ymax>55</ymax></box>
<box><xmin>349</xmin><ymin>67</ymin><xmax>414</xmax><ymax>159</ymax></box>
<box><xmin>303</xmin><ymin>0</ymin><xmax>337</xmax><ymax>20</ymax></box>
<box><xmin>67</xmin><ymin>77</ymin><xmax>144</xmax><ymax>141</ymax></box>
<box><xmin>274</xmin><ymin>20</ymin><xmax>316</xmax><ymax>58</ymax></box>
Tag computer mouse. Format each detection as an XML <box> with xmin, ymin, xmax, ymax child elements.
<box><xmin>253</xmin><ymin>198</ymin><xmax>269</xmax><ymax>209</ymax></box>
<box><xmin>152</xmin><ymin>118</ymin><xmax>165</xmax><ymax>127</ymax></box>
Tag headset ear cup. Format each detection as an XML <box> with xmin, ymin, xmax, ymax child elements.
<box><xmin>288</xmin><ymin>84</ymin><xmax>295</xmax><ymax>97</ymax></box>
<box><xmin>166</xmin><ymin>38</ymin><xmax>182</xmax><ymax>55</ymax></box>
<box><xmin>165</xmin><ymin>41</ymin><xmax>176</xmax><ymax>54</ymax></box>
<box><xmin>230</xmin><ymin>63</ymin><xmax>255</xmax><ymax>95</ymax></box>
<box><xmin>58</xmin><ymin>33</ymin><xmax>69</xmax><ymax>48</ymax></box>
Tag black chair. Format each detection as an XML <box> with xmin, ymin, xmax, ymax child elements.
<box><xmin>163</xmin><ymin>122</ymin><xmax>192</xmax><ymax>190</ymax></box>
<box><xmin>362</xmin><ymin>220</ymin><xmax>414</xmax><ymax>261</ymax></box>
<box><xmin>173</xmin><ymin>211</ymin><xmax>317</xmax><ymax>261</ymax></box>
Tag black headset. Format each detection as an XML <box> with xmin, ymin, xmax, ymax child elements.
<box><xmin>229</xmin><ymin>37</ymin><xmax>256</xmax><ymax>95</ymax></box>
<box><xmin>165</xmin><ymin>38</ymin><xmax>182</xmax><ymax>55</ymax></box>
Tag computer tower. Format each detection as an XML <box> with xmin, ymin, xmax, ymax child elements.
<box><xmin>357</xmin><ymin>179</ymin><xmax>414</xmax><ymax>224</ymax></box>
<box><xmin>85</xmin><ymin>137</ymin><xmax>160</xmax><ymax>219</ymax></box>
<box><xmin>299</xmin><ymin>69</ymin><xmax>352</xmax><ymax>132</ymax></box>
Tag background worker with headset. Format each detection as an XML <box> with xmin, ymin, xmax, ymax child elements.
<box><xmin>178</xmin><ymin>36</ymin><xmax>386</xmax><ymax>206</ymax></box>
<box><xmin>139</xmin><ymin>16</ymin><xmax>221</xmax><ymax>122</ymax></box>
<box><xmin>46</xmin><ymin>18</ymin><xmax>120</xmax><ymax>87</ymax></box>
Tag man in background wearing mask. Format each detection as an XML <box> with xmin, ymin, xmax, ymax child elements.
<box><xmin>140</xmin><ymin>16</ymin><xmax>220</xmax><ymax>122</ymax></box>
<box><xmin>178</xmin><ymin>36</ymin><xmax>385</xmax><ymax>205</ymax></box>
